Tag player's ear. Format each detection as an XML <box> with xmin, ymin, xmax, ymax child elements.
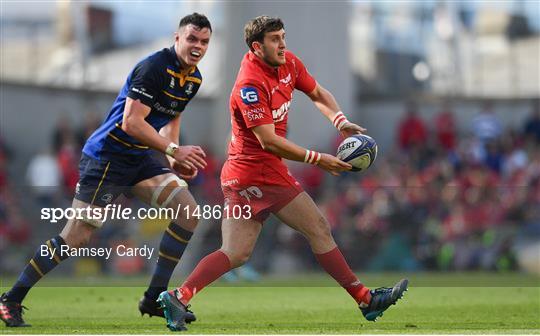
<box><xmin>252</xmin><ymin>41</ymin><xmax>262</xmax><ymax>53</ymax></box>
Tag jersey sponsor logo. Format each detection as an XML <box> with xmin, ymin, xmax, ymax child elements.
<box><xmin>280</xmin><ymin>73</ymin><xmax>291</xmax><ymax>84</ymax></box>
<box><xmin>240</xmin><ymin>87</ymin><xmax>259</xmax><ymax>104</ymax></box>
<box><xmin>242</xmin><ymin>107</ymin><xmax>265</xmax><ymax>121</ymax></box>
<box><xmin>153</xmin><ymin>102</ymin><xmax>180</xmax><ymax>116</ymax></box>
<box><xmin>131</xmin><ymin>87</ymin><xmax>154</xmax><ymax>99</ymax></box>
<box><xmin>272</xmin><ymin>100</ymin><xmax>291</xmax><ymax>122</ymax></box>
<box><xmin>222</xmin><ymin>178</ymin><xmax>239</xmax><ymax>187</ymax></box>
<box><xmin>169</xmin><ymin>77</ymin><xmax>175</xmax><ymax>89</ymax></box>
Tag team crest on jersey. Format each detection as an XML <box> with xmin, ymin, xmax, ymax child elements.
<box><xmin>185</xmin><ymin>82</ymin><xmax>194</xmax><ymax>95</ymax></box>
<box><xmin>240</xmin><ymin>87</ymin><xmax>259</xmax><ymax>104</ymax></box>
<box><xmin>280</xmin><ymin>73</ymin><xmax>291</xmax><ymax>84</ymax></box>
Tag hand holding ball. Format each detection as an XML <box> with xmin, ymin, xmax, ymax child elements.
<box><xmin>336</xmin><ymin>134</ymin><xmax>378</xmax><ymax>172</ymax></box>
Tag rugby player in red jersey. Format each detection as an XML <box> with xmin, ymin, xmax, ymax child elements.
<box><xmin>158</xmin><ymin>16</ymin><xmax>408</xmax><ymax>331</ymax></box>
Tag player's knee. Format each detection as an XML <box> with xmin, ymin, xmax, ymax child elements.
<box><xmin>169</xmin><ymin>199</ymin><xmax>199</xmax><ymax>232</ymax></box>
<box><xmin>62</xmin><ymin>219</ymin><xmax>93</xmax><ymax>248</ymax></box>
<box><xmin>151</xmin><ymin>175</ymin><xmax>188</xmax><ymax>209</ymax></box>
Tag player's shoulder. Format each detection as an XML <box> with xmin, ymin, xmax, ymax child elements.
<box><xmin>135</xmin><ymin>47</ymin><xmax>175</xmax><ymax>73</ymax></box>
<box><xmin>284</xmin><ymin>50</ymin><xmax>298</xmax><ymax>61</ymax></box>
<box><xmin>284</xmin><ymin>50</ymin><xmax>305</xmax><ymax>68</ymax></box>
<box><xmin>236</xmin><ymin>71</ymin><xmax>267</xmax><ymax>92</ymax></box>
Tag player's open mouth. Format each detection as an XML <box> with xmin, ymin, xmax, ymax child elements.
<box><xmin>189</xmin><ymin>50</ymin><xmax>201</xmax><ymax>60</ymax></box>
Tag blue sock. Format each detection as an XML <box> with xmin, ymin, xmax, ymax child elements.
<box><xmin>145</xmin><ymin>223</ymin><xmax>192</xmax><ymax>300</ymax></box>
<box><xmin>5</xmin><ymin>236</ymin><xmax>70</xmax><ymax>303</ymax></box>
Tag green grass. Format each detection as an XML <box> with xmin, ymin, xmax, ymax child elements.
<box><xmin>1</xmin><ymin>274</ymin><xmax>539</xmax><ymax>334</ymax></box>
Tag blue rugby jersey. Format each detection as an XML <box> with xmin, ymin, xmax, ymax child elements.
<box><xmin>83</xmin><ymin>46</ymin><xmax>202</xmax><ymax>159</ymax></box>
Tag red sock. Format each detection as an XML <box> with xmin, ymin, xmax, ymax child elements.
<box><xmin>315</xmin><ymin>247</ymin><xmax>371</xmax><ymax>306</ymax></box>
<box><xmin>176</xmin><ymin>250</ymin><xmax>231</xmax><ymax>305</ymax></box>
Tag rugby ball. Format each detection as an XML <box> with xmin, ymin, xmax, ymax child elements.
<box><xmin>336</xmin><ymin>134</ymin><xmax>378</xmax><ymax>172</ymax></box>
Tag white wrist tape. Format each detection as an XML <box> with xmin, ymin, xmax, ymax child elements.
<box><xmin>304</xmin><ymin>150</ymin><xmax>321</xmax><ymax>165</ymax></box>
<box><xmin>165</xmin><ymin>142</ymin><xmax>179</xmax><ymax>157</ymax></box>
<box><xmin>332</xmin><ymin>111</ymin><xmax>349</xmax><ymax>130</ymax></box>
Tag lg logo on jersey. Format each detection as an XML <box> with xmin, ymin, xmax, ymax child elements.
<box><xmin>240</xmin><ymin>87</ymin><xmax>259</xmax><ymax>104</ymax></box>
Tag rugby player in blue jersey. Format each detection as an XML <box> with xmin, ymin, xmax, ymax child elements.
<box><xmin>1</xmin><ymin>13</ymin><xmax>211</xmax><ymax>327</ymax></box>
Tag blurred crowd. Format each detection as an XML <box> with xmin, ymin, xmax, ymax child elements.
<box><xmin>296</xmin><ymin>100</ymin><xmax>540</xmax><ymax>272</ymax></box>
<box><xmin>1</xmin><ymin>100</ymin><xmax>539</xmax><ymax>275</ymax></box>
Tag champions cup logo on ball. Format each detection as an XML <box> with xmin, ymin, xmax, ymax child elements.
<box><xmin>336</xmin><ymin>134</ymin><xmax>378</xmax><ymax>172</ymax></box>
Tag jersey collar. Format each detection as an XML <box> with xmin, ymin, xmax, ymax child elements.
<box><xmin>248</xmin><ymin>51</ymin><xmax>279</xmax><ymax>77</ymax></box>
<box><xmin>168</xmin><ymin>45</ymin><xmax>196</xmax><ymax>75</ymax></box>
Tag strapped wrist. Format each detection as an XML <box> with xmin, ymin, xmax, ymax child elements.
<box><xmin>165</xmin><ymin>142</ymin><xmax>179</xmax><ymax>157</ymax></box>
<box><xmin>304</xmin><ymin>150</ymin><xmax>321</xmax><ymax>165</ymax></box>
<box><xmin>332</xmin><ymin>111</ymin><xmax>349</xmax><ymax>131</ymax></box>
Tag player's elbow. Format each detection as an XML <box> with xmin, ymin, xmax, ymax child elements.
<box><xmin>259</xmin><ymin>137</ymin><xmax>278</xmax><ymax>153</ymax></box>
<box><xmin>121</xmin><ymin>116</ymin><xmax>139</xmax><ymax>136</ymax></box>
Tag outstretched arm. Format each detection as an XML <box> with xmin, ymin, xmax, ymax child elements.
<box><xmin>306</xmin><ymin>83</ymin><xmax>366</xmax><ymax>138</ymax></box>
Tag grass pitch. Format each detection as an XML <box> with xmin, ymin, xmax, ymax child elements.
<box><xmin>1</xmin><ymin>273</ymin><xmax>539</xmax><ymax>334</ymax></box>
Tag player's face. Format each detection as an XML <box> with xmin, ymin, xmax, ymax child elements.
<box><xmin>175</xmin><ymin>24</ymin><xmax>211</xmax><ymax>68</ymax></box>
<box><xmin>259</xmin><ymin>29</ymin><xmax>286</xmax><ymax>67</ymax></box>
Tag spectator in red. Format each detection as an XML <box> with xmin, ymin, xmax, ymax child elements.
<box><xmin>57</xmin><ymin>133</ymin><xmax>80</xmax><ymax>196</ymax></box>
<box><xmin>397</xmin><ymin>102</ymin><xmax>428</xmax><ymax>150</ymax></box>
<box><xmin>434</xmin><ymin>103</ymin><xmax>457</xmax><ymax>151</ymax></box>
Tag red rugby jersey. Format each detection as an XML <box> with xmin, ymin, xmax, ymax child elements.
<box><xmin>227</xmin><ymin>50</ymin><xmax>317</xmax><ymax>161</ymax></box>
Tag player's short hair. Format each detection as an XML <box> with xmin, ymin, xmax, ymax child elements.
<box><xmin>244</xmin><ymin>16</ymin><xmax>284</xmax><ymax>51</ymax></box>
<box><xmin>179</xmin><ymin>12</ymin><xmax>212</xmax><ymax>32</ymax></box>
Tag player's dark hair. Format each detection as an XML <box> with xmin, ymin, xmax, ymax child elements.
<box><xmin>244</xmin><ymin>16</ymin><xmax>284</xmax><ymax>52</ymax></box>
<box><xmin>179</xmin><ymin>12</ymin><xmax>212</xmax><ymax>32</ymax></box>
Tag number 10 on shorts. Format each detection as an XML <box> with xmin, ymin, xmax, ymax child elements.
<box><xmin>238</xmin><ymin>186</ymin><xmax>263</xmax><ymax>202</ymax></box>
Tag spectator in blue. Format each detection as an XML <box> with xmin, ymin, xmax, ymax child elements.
<box><xmin>472</xmin><ymin>102</ymin><xmax>502</xmax><ymax>143</ymax></box>
<box><xmin>524</xmin><ymin>100</ymin><xmax>540</xmax><ymax>144</ymax></box>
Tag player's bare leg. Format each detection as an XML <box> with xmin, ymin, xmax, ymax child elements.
<box><xmin>158</xmin><ymin>217</ymin><xmax>262</xmax><ymax>331</ymax></box>
<box><xmin>60</xmin><ymin>199</ymin><xmax>102</xmax><ymax>248</ymax></box>
<box><xmin>275</xmin><ymin>192</ymin><xmax>408</xmax><ymax>321</ymax></box>
<box><xmin>1</xmin><ymin>199</ymin><xmax>102</xmax><ymax>327</ymax></box>
<box><xmin>132</xmin><ymin>173</ymin><xmax>198</xmax><ymax>321</ymax></box>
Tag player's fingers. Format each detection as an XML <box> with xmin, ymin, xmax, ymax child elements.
<box><xmin>182</xmin><ymin>160</ymin><xmax>197</xmax><ymax>172</ymax></box>
<box><xmin>351</xmin><ymin>125</ymin><xmax>365</xmax><ymax>134</ymax></box>
<box><xmin>178</xmin><ymin>161</ymin><xmax>191</xmax><ymax>170</ymax></box>
<box><xmin>187</xmin><ymin>146</ymin><xmax>206</xmax><ymax>159</ymax></box>
<box><xmin>335</xmin><ymin>160</ymin><xmax>352</xmax><ymax>169</ymax></box>
<box><xmin>194</xmin><ymin>146</ymin><xmax>206</xmax><ymax>157</ymax></box>
<box><xmin>188</xmin><ymin>155</ymin><xmax>207</xmax><ymax>170</ymax></box>
<box><xmin>192</xmin><ymin>152</ymin><xmax>208</xmax><ymax>166</ymax></box>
